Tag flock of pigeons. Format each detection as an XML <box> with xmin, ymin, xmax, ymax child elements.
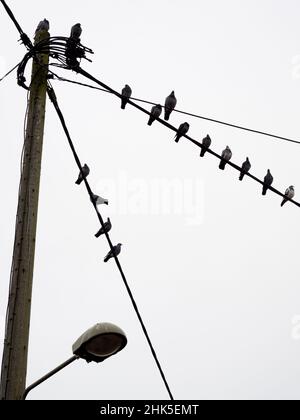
<box><xmin>121</xmin><ymin>87</ymin><xmax>190</xmax><ymax>142</ymax></box>
<box><xmin>35</xmin><ymin>20</ymin><xmax>295</xmax><ymax>209</ymax></box>
<box><xmin>120</xmin><ymin>87</ymin><xmax>295</xmax><ymax>207</ymax></box>
<box><xmin>37</xmin><ymin>19</ymin><xmax>294</xmax><ymax>249</ymax></box>
<box><xmin>75</xmin><ymin>87</ymin><xmax>295</xmax><ymax>260</ymax></box>
<box><xmin>75</xmin><ymin>165</ymin><xmax>121</xmax><ymax>263</ymax></box>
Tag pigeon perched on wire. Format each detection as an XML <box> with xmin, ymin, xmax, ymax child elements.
<box><xmin>281</xmin><ymin>186</ymin><xmax>295</xmax><ymax>207</ymax></box>
<box><xmin>219</xmin><ymin>146</ymin><xmax>232</xmax><ymax>170</ymax></box>
<box><xmin>121</xmin><ymin>84</ymin><xmax>132</xmax><ymax>109</ymax></box>
<box><xmin>104</xmin><ymin>243</ymin><xmax>122</xmax><ymax>263</ymax></box>
<box><xmin>200</xmin><ymin>135</ymin><xmax>212</xmax><ymax>157</ymax></box>
<box><xmin>164</xmin><ymin>91</ymin><xmax>177</xmax><ymax>121</ymax></box>
<box><xmin>262</xmin><ymin>169</ymin><xmax>273</xmax><ymax>196</ymax></box>
<box><xmin>239</xmin><ymin>158</ymin><xmax>251</xmax><ymax>181</ymax></box>
<box><xmin>75</xmin><ymin>164</ymin><xmax>90</xmax><ymax>185</ymax></box>
<box><xmin>35</xmin><ymin>19</ymin><xmax>49</xmax><ymax>33</ymax></box>
<box><xmin>148</xmin><ymin>104</ymin><xmax>162</xmax><ymax>126</ymax></box>
<box><xmin>70</xmin><ymin>23</ymin><xmax>82</xmax><ymax>40</ymax></box>
<box><xmin>91</xmin><ymin>194</ymin><xmax>109</xmax><ymax>206</ymax></box>
<box><xmin>174</xmin><ymin>122</ymin><xmax>189</xmax><ymax>143</ymax></box>
<box><xmin>95</xmin><ymin>218</ymin><xmax>112</xmax><ymax>238</ymax></box>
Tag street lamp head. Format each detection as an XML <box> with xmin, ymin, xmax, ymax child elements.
<box><xmin>72</xmin><ymin>323</ymin><xmax>127</xmax><ymax>363</ymax></box>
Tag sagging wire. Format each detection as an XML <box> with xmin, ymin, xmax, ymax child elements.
<box><xmin>71</xmin><ymin>66</ymin><xmax>300</xmax><ymax>208</ymax></box>
<box><xmin>49</xmin><ymin>72</ymin><xmax>300</xmax><ymax>146</ymax></box>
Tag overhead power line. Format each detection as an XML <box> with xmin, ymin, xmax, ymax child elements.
<box><xmin>48</xmin><ymin>71</ymin><xmax>300</xmax><ymax>146</ymax></box>
<box><xmin>0</xmin><ymin>61</ymin><xmax>20</xmax><ymax>83</ymax></box>
<box><xmin>71</xmin><ymin>66</ymin><xmax>300</xmax><ymax>209</ymax></box>
<box><xmin>13</xmin><ymin>35</ymin><xmax>300</xmax><ymax>207</ymax></box>
<box><xmin>0</xmin><ymin>0</ymin><xmax>32</xmax><ymax>49</ymax></box>
<box><xmin>7</xmin><ymin>60</ymin><xmax>300</xmax><ymax>147</ymax></box>
<box><xmin>46</xmin><ymin>83</ymin><xmax>174</xmax><ymax>401</ymax></box>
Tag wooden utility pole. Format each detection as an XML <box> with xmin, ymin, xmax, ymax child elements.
<box><xmin>0</xmin><ymin>25</ymin><xmax>49</xmax><ymax>400</ymax></box>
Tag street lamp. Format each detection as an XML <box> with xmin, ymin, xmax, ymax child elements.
<box><xmin>22</xmin><ymin>322</ymin><xmax>127</xmax><ymax>400</ymax></box>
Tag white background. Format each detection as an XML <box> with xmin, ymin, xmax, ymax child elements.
<box><xmin>1</xmin><ymin>0</ymin><xmax>300</xmax><ymax>400</ymax></box>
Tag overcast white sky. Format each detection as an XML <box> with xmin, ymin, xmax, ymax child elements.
<box><xmin>1</xmin><ymin>0</ymin><xmax>300</xmax><ymax>400</ymax></box>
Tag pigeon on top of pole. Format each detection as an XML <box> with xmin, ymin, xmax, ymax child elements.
<box><xmin>200</xmin><ymin>135</ymin><xmax>212</xmax><ymax>157</ymax></box>
<box><xmin>95</xmin><ymin>218</ymin><xmax>112</xmax><ymax>238</ymax></box>
<box><xmin>148</xmin><ymin>104</ymin><xmax>162</xmax><ymax>126</ymax></box>
<box><xmin>104</xmin><ymin>243</ymin><xmax>122</xmax><ymax>263</ymax></box>
<box><xmin>75</xmin><ymin>164</ymin><xmax>90</xmax><ymax>185</ymax></box>
<box><xmin>219</xmin><ymin>146</ymin><xmax>232</xmax><ymax>170</ymax></box>
<box><xmin>70</xmin><ymin>23</ymin><xmax>82</xmax><ymax>40</ymax></box>
<box><xmin>91</xmin><ymin>194</ymin><xmax>109</xmax><ymax>206</ymax></box>
<box><xmin>239</xmin><ymin>157</ymin><xmax>251</xmax><ymax>181</ymax></box>
<box><xmin>35</xmin><ymin>19</ymin><xmax>49</xmax><ymax>33</ymax></box>
<box><xmin>281</xmin><ymin>186</ymin><xmax>295</xmax><ymax>207</ymax></box>
<box><xmin>164</xmin><ymin>91</ymin><xmax>177</xmax><ymax>121</ymax></box>
<box><xmin>174</xmin><ymin>122</ymin><xmax>190</xmax><ymax>143</ymax></box>
<box><xmin>262</xmin><ymin>170</ymin><xmax>273</xmax><ymax>196</ymax></box>
<box><xmin>121</xmin><ymin>85</ymin><xmax>132</xmax><ymax>109</ymax></box>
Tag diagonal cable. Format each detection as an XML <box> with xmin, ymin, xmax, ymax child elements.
<box><xmin>49</xmin><ymin>70</ymin><xmax>300</xmax><ymax>146</ymax></box>
<box><xmin>0</xmin><ymin>61</ymin><xmax>20</xmax><ymax>83</ymax></box>
<box><xmin>0</xmin><ymin>0</ymin><xmax>33</xmax><ymax>49</ymax></box>
<box><xmin>73</xmin><ymin>67</ymin><xmax>300</xmax><ymax>209</ymax></box>
<box><xmin>46</xmin><ymin>83</ymin><xmax>174</xmax><ymax>401</ymax></box>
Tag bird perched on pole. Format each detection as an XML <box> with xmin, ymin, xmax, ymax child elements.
<box><xmin>174</xmin><ymin>122</ymin><xmax>189</xmax><ymax>143</ymax></box>
<box><xmin>262</xmin><ymin>169</ymin><xmax>273</xmax><ymax>195</ymax></box>
<box><xmin>91</xmin><ymin>194</ymin><xmax>109</xmax><ymax>206</ymax></box>
<box><xmin>239</xmin><ymin>158</ymin><xmax>251</xmax><ymax>181</ymax></box>
<box><xmin>95</xmin><ymin>218</ymin><xmax>112</xmax><ymax>238</ymax></box>
<box><xmin>148</xmin><ymin>104</ymin><xmax>162</xmax><ymax>126</ymax></box>
<box><xmin>35</xmin><ymin>19</ymin><xmax>49</xmax><ymax>33</ymax></box>
<box><xmin>70</xmin><ymin>23</ymin><xmax>82</xmax><ymax>40</ymax></box>
<box><xmin>219</xmin><ymin>146</ymin><xmax>232</xmax><ymax>170</ymax></box>
<box><xmin>104</xmin><ymin>243</ymin><xmax>122</xmax><ymax>263</ymax></box>
<box><xmin>200</xmin><ymin>135</ymin><xmax>212</xmax><ymax>157</ymax></box>
<box><xmin>164</xmin><ymin>91</ymin><xmax>177</xmax><ymax>121</ymax></box>
<box><xmin>121</xmin><ymin>84</ymin><xmax>132</xmax><ymax>109</ymax></box>
<box><xmin>75</xmin><ymin>164</ymin><xmax>90</xmax><ymax>185</ymax></box>
<box><xmin>281</xmin><ymin>186</ymin><xmax>295</xmax><ymax>207</ymax></box>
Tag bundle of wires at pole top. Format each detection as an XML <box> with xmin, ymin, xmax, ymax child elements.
<box><xmin>17</xmin><ymin>35</ymin><xmax>94</xmax><ymax>90</ymax></box>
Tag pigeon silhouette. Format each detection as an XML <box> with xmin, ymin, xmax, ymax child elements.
<box><xmin>148</xmin><ymin>104</ymin><xmax>162</xmax><ymax>126</ymax></box>
<box><xmin>200</xmin><ymin>135</ymin><xmax>212</xmax><ymax>157</ymax></box>
<box><xmin>121</xmin><ymin>84</ymin><xmax>132</xmax><ymax>109</ymax></box>
<box><xmin>164</xmin><ymin>91</ymin><xmax>177</xmax><ymax>121</ymax></box>
<box><xmin>70</xmin><ymin>23</ymin><xmax>82</xmax><ymax>40</ymax></box>
<box><xmin>104</xmin><ymin>243</ymin><xmax>122</xmax><ymax>263</ymax></box>
<box><xmin>281</xmin><ymin>186</ymin><xmax>295</xmax><ymax>207</ymax></box>
<box><xmin>95</xmin><ymin>218</ymin><xmax>112</xmax><ymax>238</ymax></box>
<box><xmin>91</xmin><ymin>194</ymin><xmax>109</xmax><ymax>206</ymax></box>
<box><xmin>35</xmin><ymin>19</ymin><xmax>49</xmax><ymax>33</ymax></box>
<box><xmin>174</xmin><ymin>122</ymin><xmax>189</xmax><ymax>143</ymax></box>
<box><xmin>262</xmin><ymin>170</ymin><xmax>273</xmax><ymax>195</ymax></box>
<box><xmin>219</xmin><ymin>146</ymin><xmax>232</xmax><ymax>170</ymax></box>
<box><xmin>75</xmin><ymin>164</ymin><xmax>90</xmax><ymax>185</ymax></box>
<box><xmin>239</xmin><ymin>158</ymin><xmax>251</xmax><ymax>181</ymax></box>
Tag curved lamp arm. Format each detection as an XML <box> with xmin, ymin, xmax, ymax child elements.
<box><xmin>22</xmin><ymin>355</ymin><xmax>79</xmax><ymax>400</ymax></box>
